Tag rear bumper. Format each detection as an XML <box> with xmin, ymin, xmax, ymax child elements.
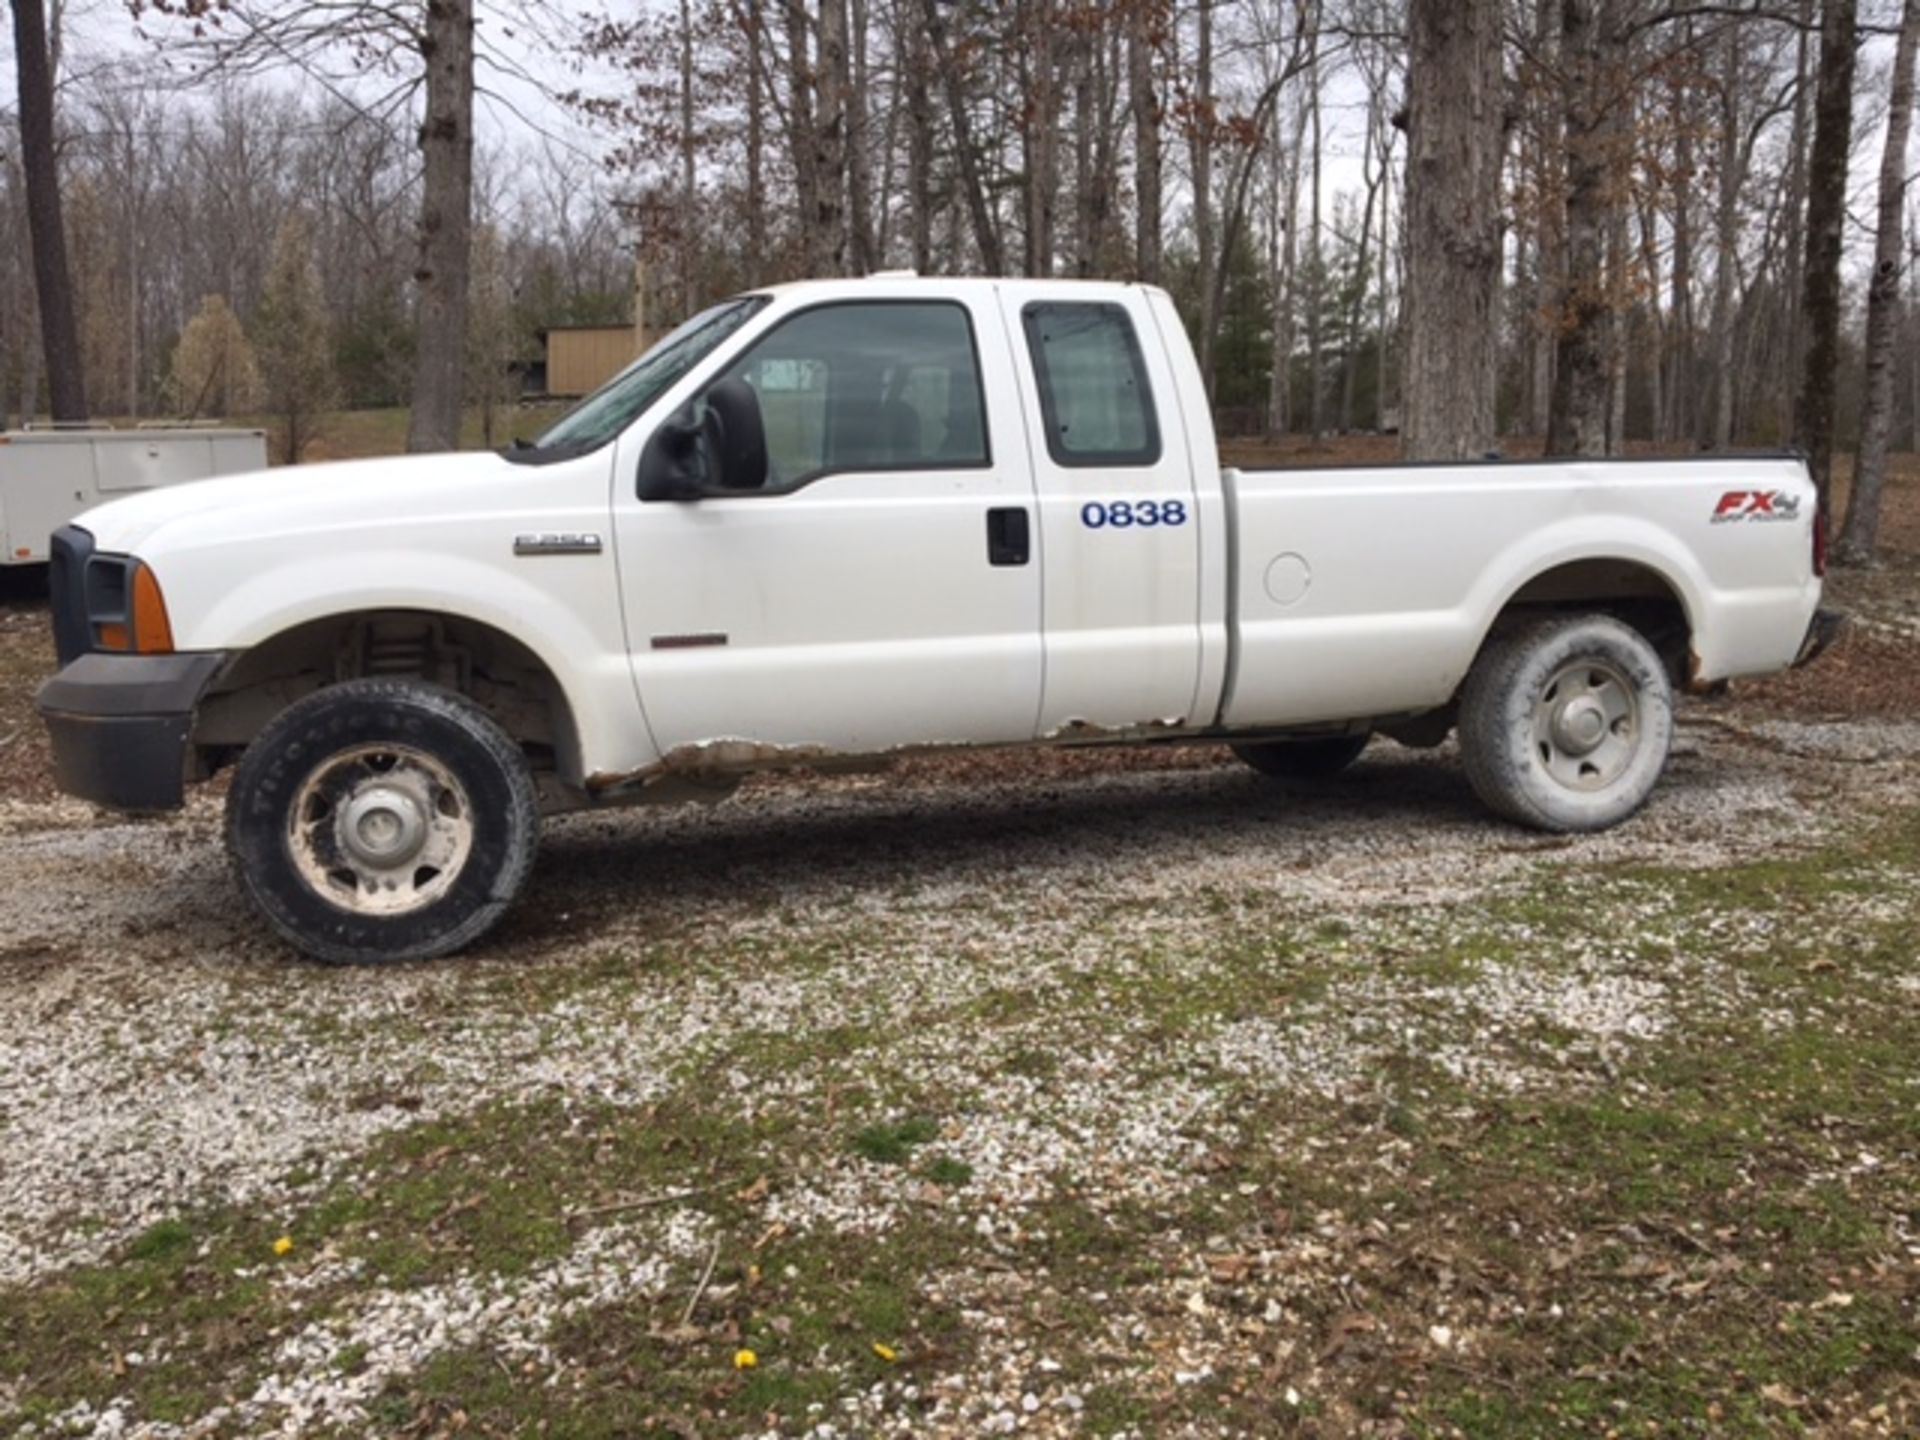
<box><xmin>36</xmin><ymin>652</ymin><xmax>230</xmax><ymax>811</ymax></box>
<box><xmin>1792</xmin><ymin>608</ymin><xmax>1846</xmax><ymax>669</ymax></box>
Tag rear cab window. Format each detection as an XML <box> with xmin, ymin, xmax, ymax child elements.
<box><xmin>1020</xmin><ymin>302</ymin><xmax>1162</xmax><ymax>468</ymax></box>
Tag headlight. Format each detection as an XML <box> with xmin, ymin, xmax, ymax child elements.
<box><xmin>83</xmin><ymin>554</ymin><xmax>175</xmax><ymax>655</ymax></box>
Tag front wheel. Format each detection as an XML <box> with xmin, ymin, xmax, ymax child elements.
<box><xmin>1457</xmin><ymin>613</ymin><xmax>1673</xmax><ymax>832</ymax></box>
<box><xmin>225</xmin><ymin>679</ymin><xmax>539</xmax><ymax>964</ymax></box>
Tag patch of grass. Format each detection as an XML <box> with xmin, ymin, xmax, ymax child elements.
<box><xmin>0</xmin><ymin>1090</ymin><xmax>782</xmax><ymax>1429</ymax></box>
<box><xmin>125</xmin><ymin>1217</ymin><xmax>195</xmax><ymax>1264</ymax></box>
<box><xmin>393</xmin><ymin>1217</ymin><xmax>978</xmax><ymax>1437</ymax></box>
<box><xmin>922</xmin><ymin>1154</ymin><xmax>973</xmax><ymax>1187</ymax></box>
<box><xmin>0</xmin><ymin>1209</ymin><xmax>283</xmax><ymax>1427</ymax></box>
<box><xmin>850</xmin><ymin>1115</ymin><xmax>940</xmax><ymax>1165</ymax></box>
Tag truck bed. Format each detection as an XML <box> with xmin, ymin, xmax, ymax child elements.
<box><xmin>1219</xmin><ymin>454</ymin><xmax>1821</xmax><ymax>729</ymax></box>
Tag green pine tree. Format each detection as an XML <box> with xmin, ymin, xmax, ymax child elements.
<box><xmin>253</xmin><ymin>214</ymin><xmax>339</xmax><ymax>463</ymax></box>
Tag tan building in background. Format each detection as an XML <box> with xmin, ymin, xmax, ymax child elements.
<box><xmin>542</xmin><ymin>325</ymin><xmax>649</xmax><ymax>398</ymax></box>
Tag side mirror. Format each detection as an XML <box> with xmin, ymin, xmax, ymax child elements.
<box><xmin>636</xmin><ymin>382</ymin><xmax>771</xmax><ymax>501</ymax></box>
<box><xmin>702</xmin><ymin>379</ymin><xmax>769</xmax><ymax>493</ymax></box>
<box><xmin>636</xmin><ymin>402</ymin><xmax>712</xmax><ymax>502</ymax></box>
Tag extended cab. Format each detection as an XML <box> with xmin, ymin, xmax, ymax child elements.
<box><xmin>36</xmin><ymin>277</ymin><xmax>1838</xmax><ymax>963</ymax></box>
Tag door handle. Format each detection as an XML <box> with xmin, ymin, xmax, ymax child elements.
<box><xmin>986</xmin><ymin>507</ymin><xmax>1030</xmax><ymax>566</ymax></box>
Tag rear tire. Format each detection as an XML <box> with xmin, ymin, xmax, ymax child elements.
<box><xmin>1458</xmin><ymin>613</ymin><xmax>1673</xmax><ymax>832</ymax></box>
<box><xmin>225</xmin><ymin>679</ymin><xmax>539</xmax><ymax>965</ymax></box>
<box><xmin>1231</xmin><ymin>732</ymin><xmax>1371</xmax><ymax>780</ymax></box>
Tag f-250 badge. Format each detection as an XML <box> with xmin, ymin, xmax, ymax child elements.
<box><xmin>1712</xmin><ymin>490</ymin><xmax>1802</xmax><ymax>524</ymax></box>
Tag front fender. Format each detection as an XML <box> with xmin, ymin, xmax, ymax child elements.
<box><xmin>154</xmin><ymin>548</ymin><xmax>653</xmax><ymax>785</ymax></box>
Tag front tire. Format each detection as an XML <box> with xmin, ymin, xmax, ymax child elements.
<box><xmin>1458</xmin><ymin>613</ymin><xmax>1673</xmax><ymax>832</ymax></box>
<box><xmin>1231</xmin><ymin>732</ymin><xmax>1371</xmax><ymax>780</ymax></box>
<box><xmin>225</xmin><ymin>679</ymin><xmax>539</xmax><ymax>964</ymax></box>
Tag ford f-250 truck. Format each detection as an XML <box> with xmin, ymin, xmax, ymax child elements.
<box><xmin>36</xmin><ymin>277</ymin><xmax>1839</xmax><ymax>964</ymax></box>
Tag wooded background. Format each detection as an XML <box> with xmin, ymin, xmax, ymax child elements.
<box><xmin>4</xmin><ymin>0</ymin><xmax>1915</xmax><ymax>559</ymax></box>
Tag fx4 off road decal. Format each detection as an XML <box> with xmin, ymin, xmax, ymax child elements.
<box><xmin>1712</xmin><ymin>490</ymin><xmax>1803</xmax><ymax>524</ymax></box>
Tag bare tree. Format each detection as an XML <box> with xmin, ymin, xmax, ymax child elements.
<box><xmin>133</xmin><ymin>0</ymin><xmax>485</xmax><ymax>450</ymax></box>
<box><xmin>920</xmin><ymin>0</ymin><xmax>1005</xmax><ymax>273</ymax></box>
<box><xmin>405</xmin><ymin>0</ymin><xmax>474</xmax><ymax>451</ymax></box>
<box><xmin>1021</xmin><ymin>0</ymin><xmax>1059</xmax><ymax>276</ymax></box>
<box><xmin>9</xmin><ymin>0</ymin><xmax>88</xmax><ymax>420</ymax></box>
<box><xmin>1544</xmin><ymin>0</ymin><xmax>1626</xmax><ymax>457</ymax></box>
<box><xmin>1129</xmin><ymin>0</ymin><xmax>1163</xmax><ymax>282</ymax></box>
<box><xmin>1836</xmin><ymin>0</ymin><xmax>1918</xmax><ymax>564</ymax></box>
<box><xmin>1402</xmin><ymin>0</ymin><xmax>1503</xmax><ymax>460</ymax></box>
<box><xmin>1189</xmin><ymin>0</ymin><xmax>1215</xmax><ymax>376</ymax></box>
<box><xmin>1793</xmin><ymin>0</ymin><xmax>1857</xmax><ymax>521</ymax></box>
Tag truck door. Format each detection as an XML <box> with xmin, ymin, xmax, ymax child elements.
<box><xmin>614</xmin><ymin>295</ymin><xmax>1044</xmax><ymax>759</ymax></box>
<box><xmin>995</xmin><ymin>286</ymin><xmax>1205</xmax><ymax>733</ymax></box>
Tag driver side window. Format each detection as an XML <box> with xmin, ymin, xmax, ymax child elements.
<box><xmin>715</xmin><ymin>300</ymin><xmax>990</xmax><ymax>490</ymax></box>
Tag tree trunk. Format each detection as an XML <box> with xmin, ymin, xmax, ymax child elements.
<box><xmin>405</xmin><ymin>0</ymin><xmax>474</xmax><ymax>453</ymax></box>
<box><xmin>1340</xmin><ymin>89</ymin><xmax>1383</xmax><ymax>434</ymax></box>
<box><xmin>1402</xmin><ymin>0</ymin><xmax>1502</xmax><ymax>461</ymax></box>
<box><xmin>1606</xmin><ymin>176</ymin><xmax>1628</xmax><ymax>450</ymax></box>
<box><xmin>905</xmin><ymin>0</ymin><xmax>934</xmax><ymax>272</ymax></box>
<box><xmin>1528</xmin><ymin>0</ymin><xmax>1560</xmax><ymax>438</ymax></box>
<box><xmin>1376</xmin><ymin>131</ymin><xmax>1392</xmax><ymax>430</ymax></box>
<box><xmin>1545</xmin><ymin>0</ymin><xmax>1612</xmax><ymax>458</ymax></box>
<box><xmin>1191</xmin><ymin>0</ymin><xmax>1215</xmax><ymax>389</ymax></box>
<box><xmin>1911</xmin><ymin>209</ymin><xmax>1920</xmax><ymax>452</ymax></box>
<box><xmin>1836</xmin><ymin>0</ymin><xmax>1917</xmax><ymax>564</ymax></box>
<box><xmin>9</xmin><ymin>0</ymin><xmax>87</xmax><ymax>421</ymax></box>
<box><xmin>1307</xmin><ymin>76</ymin><xmax>1324</xmax><ymax>440</ymax></box>
<box><xmin>678</xmin><ymin>0</ymin><xmax>699</xmax><ymax>314</ymax></box>
<box><xmin>1021</xmin><ymin>0</ymin><xmax>1058</xmax><ymax>276</ymax></box>
<box><xmin>1793</xmin><ymin>0</ymin><xmax>1858</xmax><ymax>521</ymax></box>
<box><xmin>1780</xmin><ymin>0</ymin><xmax>1814</xmax><ymax>436</ymax></box>
<box><xmin>1636</xmin><ymin>190</ymin><xmax>1665</xmax><ymax>442</ymax></box>
<box><xmin>813</xmin><ymin>0</ymin><xmax>849</xmax><ymax>275</ymax></box>
<box><xmin>1705</xmin><ymin>25</ymin><xmax>1742</xmax><ymax>450</ymax></box>
<box><xmin>921</xmin><ymin>0</ymin><xmax>1005</xmax><ymax>273</ymax></box>
<box><xmin>745</xmin><ymin>0</ymin><xmax>766</xmax><ymax>285</ymax></box>
<box><xmin>1071</xmin><ymin>26</ymin><xmax>1097</xmax><ymax>275</ymax></box>
<box><xmin>1264</xmin><ymin>132</ymin><xmax>1287</xmax><ymax>437</ymax></box>
<box><xmin>1129</xmin><ymin>1</ymin><xmax>1162</xmax><ymax>282</ymax></box>
<box><xmin>786</xmin><ymin>2</ymin><xmax>823</xmax><ymax>275</ymax></box>
<box><xmin>1666</xmin><ymin>58</ymin><xmax>1695</xmax><ymax>442</ymax></box>
<box><xmin>846</xmin><ymin>0</ymin><xmax>875</xmax><ymax>273</ymax></box>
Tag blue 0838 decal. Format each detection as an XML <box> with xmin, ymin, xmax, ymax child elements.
<box><xmin>1080</xmin><ymin>499</ymin><xmax>1189</xmax><ymax>529</ymax></box>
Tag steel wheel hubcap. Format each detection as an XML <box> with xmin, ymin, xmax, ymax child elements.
<box><xmin>289</xmin><ymin>745</ymin><xmax>473</xmax><ymax>916</ymax></box>
<box><xmin>1531</xmin><ymin>659</ymin><xmax>1640</xmax><ymax>791</ymax></box>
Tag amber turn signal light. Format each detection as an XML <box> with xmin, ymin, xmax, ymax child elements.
<box><xmin>130</xmin><ymin>562</ymin><xmax>175</xmax><ymax>654</ymax></box>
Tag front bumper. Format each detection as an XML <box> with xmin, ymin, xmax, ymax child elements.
<box><xmin>37</xmin><ymin>652</ymin><xmax>230</xmax><ymax>811</ymax></box>
<box><xmin>1793</xmin><ymin>607</ymin><xmax>1847</xmax><ymax>669</ymax></box>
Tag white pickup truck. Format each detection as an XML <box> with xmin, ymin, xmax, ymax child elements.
<box><xmin>37</xmin><ymin>277</ymin><xmax>1837</xmax><ymax>963</ymax></box>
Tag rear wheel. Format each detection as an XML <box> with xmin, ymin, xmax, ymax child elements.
<box><xmin>1458</xmin><ymin>613</ymin><xmax>1673</xmax><ymax>832</ymax></box>
<box><xmin>1231</xmin><ymin>732</ymin><xmax>1371</xmax><ymax>780</ymax></box>
<box><xmin>225</xmin><ymin>679</ymin><xmax>539</xmax><ymax>964</ymax></box>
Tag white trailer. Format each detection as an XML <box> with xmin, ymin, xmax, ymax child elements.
<box><xmin>0</xmin><ymin>426</ymin><xmax>268</xmax><ymax>565</ymax></box>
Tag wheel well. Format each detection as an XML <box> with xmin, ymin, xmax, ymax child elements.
<box><xmin>1490</xmin><ymin>559</ymin><xmax>1693</xmax><ymax>683</ymax></box>
<box><xmin>191</xmin><ymin>610</ymin><xmax>584</xmax><ymax>785</ymax></box>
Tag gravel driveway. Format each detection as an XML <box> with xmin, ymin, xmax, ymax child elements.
<box><xmin>5</xmin><ymin>696</ymin><xmax>1919</xmax><ymax>1438</ymax></box>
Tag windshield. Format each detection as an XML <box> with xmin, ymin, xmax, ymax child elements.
<box><xmin>514</xmin><ymin>295</ymin><xmax>770</xmax><ymax>460</ymax></box>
